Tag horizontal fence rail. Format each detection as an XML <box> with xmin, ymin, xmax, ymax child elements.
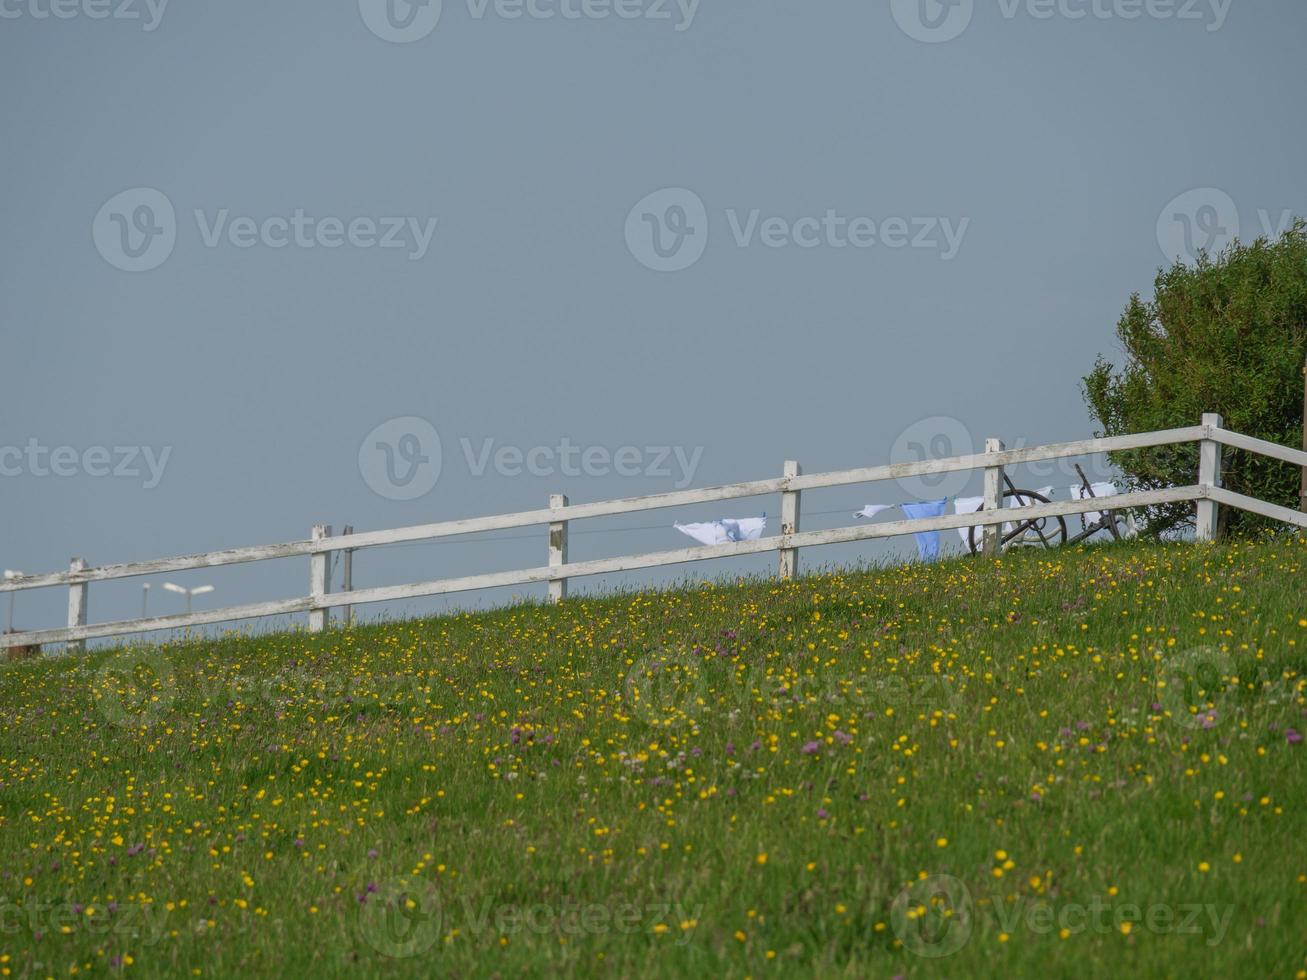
<box><xmin>0</xmin><ymin>426</ymin><xmax>1215</xmax><ymax>593</ymax></box>
<box><xmin>3</xmin><ymin>417</ymin><xmax>1305</xmax><ymax>650</ymax></box>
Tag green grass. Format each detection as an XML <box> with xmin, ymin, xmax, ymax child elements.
<box><xmin>1</xmin><ymin>536</ymin><xmax>1305</xmax><ymax>979</ymax></box>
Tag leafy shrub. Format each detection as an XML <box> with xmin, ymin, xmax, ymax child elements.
<box><xmin>1084</xmin><ymin>221</ymin><xmax>1307</xmax><ymax>535</ymax></box>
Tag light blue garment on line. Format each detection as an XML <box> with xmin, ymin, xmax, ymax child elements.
<box><xmin>900</xmin><ymin>499</ymin><xmax>948</xmax><ymax>561</ymax></box>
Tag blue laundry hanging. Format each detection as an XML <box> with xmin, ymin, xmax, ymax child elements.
<box><xmin>900</xmin><ymin>498</ymin><xmax>948</xmax><ymax>561</ymax></box>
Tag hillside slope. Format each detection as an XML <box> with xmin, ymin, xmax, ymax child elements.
<box><xmin>1</xmin><ymin>537</ymin><xmax>1304</xmax><ymax>978</ymax></box>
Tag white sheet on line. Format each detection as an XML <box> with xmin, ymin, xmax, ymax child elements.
<box><xmin>674</xmin><ymin>516</ymin><xmax>767</xmax><ymax>546</ymax></box>
<box><xmin>721</xmin><ymin>516</ymin><xmax>767</xmax><ymax>542</ymax></box>
<box><xmin>1071</xmin><ymin>482</ymin><xmax>1118</xmax><ymax>527</ymax></box>
<box><xmin>853</xmin><ymin>505</ymin><xmax>895</xmax><ymax>520</ymax></box>
<box><xmin>954</xmin><ymin>496</ymin><xmax>985</xmax><ymax>549</ymax></box>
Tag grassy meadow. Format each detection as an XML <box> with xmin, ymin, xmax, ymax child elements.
<box><xmin>0</xmin><ymin>536</ymin><xmax>1305</xmax><ymax>978</ymax></box>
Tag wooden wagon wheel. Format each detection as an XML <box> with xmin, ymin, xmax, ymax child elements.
<box><xmin>967</xmin><ymin>488</ymin><xmax>1069</xmax><ymax>554</ymax></box>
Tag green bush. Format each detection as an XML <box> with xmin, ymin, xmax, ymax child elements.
<box><xmin>1083</xmin><ymin>221</ymin><xmax>1307</xmax><ymax>536</ymax></box>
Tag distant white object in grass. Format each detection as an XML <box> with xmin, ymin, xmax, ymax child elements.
<box><xmin>161</xmin><ymin>582</ymin><xmax>216</xmax><ymax>614</ymax></box>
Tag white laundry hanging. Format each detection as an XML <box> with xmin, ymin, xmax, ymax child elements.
<box><xmin>1070</xmin><ymin>482</ymin><xmax>1118</xmax><ymax>528</ymax></box>
<box><xmin>1009</xmin><ymin>486</ymin><xmax>1055</xmax><ymax>507</ymax></box>
<box><xmin>953</xmin><ymin>488</ymin><xmax>1053</xmax><ymax>551</ymax></box>
<box><xmin>673</xmin><ymin>522</ymin><xmax>729</xmax><ymax>546</ymax></box>
<box><xmin>720</xmin><ymin>516</ymin><xmax>767</xmax><ymax>542</ymax></box>
<box><xmin>954</xmin><ymin>496</ymin><xmax>985</xmax><ymax>549</ymax></box>
<box><xmin>1070</xmin><ymin>482</ymin><xmax>1137</xmax><ymax>537</ymax></box>
<box><xmin>853</xmin><ymin>505</ymin><xmax>895</xmax><ymax>520</ymax></box>
<box><xmin>674</xmin><ymin>515</ymin><xmax>767</xmax><ymax>546</ymax></box>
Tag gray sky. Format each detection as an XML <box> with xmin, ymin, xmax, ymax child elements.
<box><xmin>2</xmin><ymin>0</ymin><xmax>1303</xmax><ymax>638</ymax></box>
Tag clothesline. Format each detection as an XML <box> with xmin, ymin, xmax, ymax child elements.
<box><xmin>362</xmin><ymin>481</ymin><xmax>1130</xmax><ymax>576</ymax></box>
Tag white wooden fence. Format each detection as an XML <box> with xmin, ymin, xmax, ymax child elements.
<box><xmin>3</xmin><ymin>413</ymin><xmax>1306</xmax><ymax>651</ymax></box>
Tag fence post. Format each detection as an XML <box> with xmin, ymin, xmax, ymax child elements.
<box><xmin>341</xmin><ymin>525</ymin><xmax>354</xmax><ymax>627</ymax></box>
<box><xmin>309</xmin><ymin>524</ymin><xmax>332</xmax><ymax>632</ymax></box>
<box><xmin>779</xmin><ymin>460</ymin><xmax>802</xmax><ymax>581</ymax></box>
<box><xmin>66</xmin><ymin>557</ymin><xmax>88</xmax><ymax>654</ymax></box>
<box><xmin>982</xmin><ymin>438</ymin><xmax>1005</xmax><ymax>557</ymax></box>
<box><xmin>1300</xmin><ymin>355</ymin><xmax>1306</xmax><ymax>514</ymax></box>
<box><xmin>548</xmin><ymin>494</ymin><xmax>568</xmax><ymax>603</ymax></box>
<box><xmin>1197</xmin><ymin>413</ymin><xmax>1224</xmax><ymax>541</ymax></box>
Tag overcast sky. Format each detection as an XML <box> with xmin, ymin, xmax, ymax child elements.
<box><xmin>2</xmin><ymin>0</ymin><xmax>1303</xmax><ymax>639</ymax></box>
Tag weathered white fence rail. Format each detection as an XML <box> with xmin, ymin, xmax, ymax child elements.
<box><xmin>3</xmin><ymin>414</ymin><xmax>1305</xmax><ymax>650</ymax></box>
